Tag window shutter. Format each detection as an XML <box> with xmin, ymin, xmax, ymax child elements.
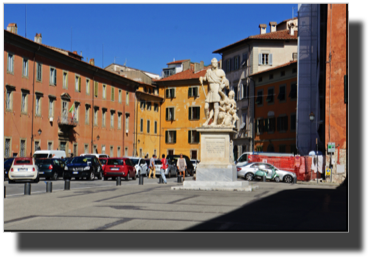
<box><xmin>188</xmin><ymin>131</ymin><xmax>191</xmax><ymax>143</ymax></box>
<box><xmin>273</xmin><ymin>118</ymin><xmax>276</xmax><ymax>132</ymax></box>
<box><xmin>269</xmin><ymin>54</ymin><xmax>273</xmax><ymax>65</ymax></box>
<box><xmin>196</xmin><ymin>131</ymin><xmax>200</xmax><ymax>143</ymax></box>
<box><xmin>172</xmin><ymin>88</ymin><xmax>175</xmax><ymax>98</ymax></box>
<box><xmin>79</xmin><ymin>77</ymin><xmax>81</xmax><ymax>92</ymax></box>
<box><xmin>195</xmin><ymin>87</ymin><xmax>198</xmax><ymax>97</ymax></box>
<box><xmin>277</xmin><ymin>117</ymin><xmax>280</xmax><ymax>131</ymax></box>
<box><xmin>237</xmin><ymin>56</ymin><xmax>240</xmax><ymax>70</ymax></box>
<box><xmin>188</xmin><ymin>87</ymin><xmax>192</xmax><ymax>97</ymax></box>
<box><xmin>166</xmin><ymin>89</ymin><xmax>169</xmax><ymax>98</ymax></box>
<box><xmin>166</xmin><ymin>108</ymin><xmax>169</xmax><ymax>120</ymax></box>
<box><xmin>189</xmin><ymin>108</ymin><xmax>192</xmax><ymax>120</ymax></box>
<box><xmin>54</xmin><ymin>70</ymin><xmax>57</xmax><ymax>85</ymax></box>
<box><xmin>173</xmin><ymin>131</ymin><xmax>176</xmax><ymax>143</ymax></box>
<box><xmin>258</xmin><ymin>54</ymin><xmax>262</xmax><ymax>65</ymax></box>
<box><xmin>165</xmin><ymin>131</ymin><xmax>168</xmax><ymax>143</ymax></box>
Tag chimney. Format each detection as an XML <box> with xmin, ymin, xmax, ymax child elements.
<box><xmin>7</xmin><ymin>23</ymin><xmax>18</xmax><ymax>34</ymax></box>
<box><xmin>73</xmin><ymin>51</ymin><xmax>77</xmax><ymax>55</ymax></box>
<box><xmin>259</xmin><ymin>24</ymin><xmax>267</xmax><ymax>34</ymax></box>
<box><xmin>269</xmin><ymin>22</ymin><xmax>277</xmax><ymax>33</ymax></box>
<box><xmin>34</xmin><ymin>33</ymin><xmax>42</xmax><ymax>44</ymax></box>
<box><xmin>289</xmin><ymin>22</ymin><xmax>295</xmax><ymax>36</ymax></box>
<box><xmin>90</xmin><ymin>58</ymin><xmax>95</xmax><ymax>65</ymax></box>
<box><xmin>200</xmin><ymin>61</ymin><xmax>204</xmax><ymax>70</ymax></box>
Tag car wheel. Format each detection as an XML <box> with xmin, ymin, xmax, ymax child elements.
<box><xmin>245</xmin><ymin>173</ymin><xmax>254</xmax><ymax>181</ymax></box>
<box><xmin>53</xmin><ymin>172</ymin><xmax>58</xmax><ymax>181</ymax></box>
<box><xmin>46</xmin><ymin>177</ymin><xmax>50</xmax><ymax>180</ymax></box>
<box><xmin>88</xmin><ymin>172</ymin><xmax>95</xmax><ymax>181</ymax></box>
<box><xmin>274</xmin><ymin>176</ymin><xmax>280</xmax><ymax>182</ymax></box>
<box><xmin>126</xmin><ymin>172</ymin><xmax>130</xmax><ymax>181</ymax></box>
<box><xmin>8</xmin><ymin>179</ymin><xmax>14</xmax><ymax>184</ymax></box>
<box><xmin>284</xmin><ymin>175</ymin><xmax>293</xmax><ymax>183</ymax></box>
<box><xmin>132</xmin><ymin>172</ymin><xmax>136</xmax><ymax>180</ymax></box>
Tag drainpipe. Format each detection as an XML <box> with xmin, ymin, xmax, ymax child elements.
<box><xmin>30</xmin><ymin>45</ymin><xmax>40</xmax><ymax>156</ymax></box>
<box><xmin>134</xmin><ymin>91</ymin><xmax>138</xmax><ymax>156</ymax></box>
<box><xmin>91</xmin><ymin>68</ymin><xmax>98</xmax><ymax>153</ymax></box>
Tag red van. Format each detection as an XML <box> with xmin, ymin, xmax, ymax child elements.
<box><xmin>103</xmin><ymin>158</ymin><xmax>136</xmax><ymax>181</ymax></box>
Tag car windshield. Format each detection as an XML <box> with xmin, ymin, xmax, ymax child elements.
<box><xmin>130</xmin><ymin>159</ymin><xmax>139</xmax><ymax>165</ymax></box>
<box><xmin>34</xmin><ymin>153</ymin><xmax>49</xmax><ymax>159</ymax></box>
<box><xmin>99</xmin><ymin>159</ymin><xmax>107</xmax><ymax>165</ymax></box>
<box><xmin>107</xmin><ymin>159</ymin><xmax>124</xmax><ymax>165</ymax></box>
<box><xmin>65</xmin><ymin>158</ymin><xmax>73</xmax><ymax>164</ymax></box>
<box><xmin>71</xmin><ymin>157</ymin><xmax>93</xmax><ymax>164</ymax></box>
<box><xmin>14</xmin><ymin>159</ymin><xmax>32</xmax><ymax>165</ymax></box>
<box><xmin>35</xmin><ymin>159</ymin><xmax>52</xmax><ymax>164</ymax></box>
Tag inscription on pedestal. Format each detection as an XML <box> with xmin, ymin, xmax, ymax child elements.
<box><xmin>205</xmin><ymin>138</ymin><xmax>226</xmax><ymax>159</ymax></box>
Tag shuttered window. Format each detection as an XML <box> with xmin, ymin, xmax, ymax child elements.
<box><xmin>94</xmin><ymin>82</ymin><xmax>98</xmax><ymax>97</ymax></box>
<box><xmin>166</xmin><ymin>108</ymin><xmax>175</xmax><ymax>121</ymax></box>
<box><xmin>266</xmin><ymin>88</ymin><xmax>274</xmax><ymax>103</ymax></box>
<box><xmin>278</xmin><ymin>85</ymin><xmax>286</xmax><ymax>101</ymax></box>
<box><xmin>188</xmin><ymin>130</ymin><xmax>200</xmax><ymax>144</ymax></box>
<box><xmin>36</xmin><ymin>63</ymin><xmax>42</xmax><ymax>81</ymax></box>
<box><xmin>188</xmin><ymin>87</ymin><xmax>198</xmax><ymax>97</ymax></box>
<box><xmin>277</xmin><ymin>116</ymin><xmax>288</xmax><ymax>132</ymax></box>
<box><xmin>111</xmin><ymin>87</ymin><xmax>115</xmax><ymax>101</ymax></box>
<box><xmin>50</xmin><ymin>67</ymin><xmax>57</xmax><ymax>86</ymax></box>
<box><xmin>289</xmin><ymin>83</ymin><xmax>297</xmax><ymax>99</ymax></box>
<box><xmin>256</xmin><ymin>91</ymin><xmax>263</xmax><ymax>105</ymax></box>
<box><xmin>165</xmin><ymin>131</ymin><xmax>176</xmax><ymax>144</ymax></box>
<box><xmin>188</xmin><ymin>107</ymin><xmax>200</xmax><ymax>120</ymax></box>
<box><xmin>165</xmin><ymin>88</ymin><xmax>175</xmax><ymax>98</ymax></box>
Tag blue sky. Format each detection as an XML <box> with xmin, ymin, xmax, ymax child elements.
<box><xmin>4</xmin><ymin>3</ymin><xmax>298</xmax><ymax>75</ymax></box>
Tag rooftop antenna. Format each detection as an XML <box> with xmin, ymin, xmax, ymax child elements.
<box><xmin>124</xmin><ymin>59</ymin><xmax>127</xmax><ymax>67</ymax></box>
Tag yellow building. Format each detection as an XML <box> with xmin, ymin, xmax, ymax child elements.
<box><xmin>134</xmin><ymin>83</ymin><xmax>163</xmax><ymax>158</ymax></box>
<box><xmin>154</xmin><ymin>65</ymin><xmax>209</xmax><ymax>161</ymax></box>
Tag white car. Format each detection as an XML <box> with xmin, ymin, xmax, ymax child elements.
<box><xmin>8</xmin><ymin>157</ymin><xmax>39</xmax><ymax>183</ymax></box>
<box><xmin>80</xmin><ymin>153</ymin><xmax>109</xmax><ymax>158</ymax></box>
<box><xmin>128</xmin><ymin>157</ymin><xmax>149</xmax><ymax>177</ymax></box>
<box><xmin>190</xmin><ymin>160</ymin><xmax>200</xmax><ymax>172</ymax></box>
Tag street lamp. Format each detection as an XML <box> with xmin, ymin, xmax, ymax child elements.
<box><xmin>309</xmin><ymin>112</ymin><xmax>315</xmax><ymax>121</ymax></box>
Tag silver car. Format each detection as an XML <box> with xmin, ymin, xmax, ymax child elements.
<box><xmin>154</xmin><ymin>159</ymin><xmax>177</xmax><ymax>178</ymax></box>
<box><xmin>129</xmin><ymin>157</ymin><xmax>149</xmax><ymax>177</ymax></box>
<box><xmin>237</xmin><ymin>162</ymin><xmax>297</xmax><ymax>183</ymax></box>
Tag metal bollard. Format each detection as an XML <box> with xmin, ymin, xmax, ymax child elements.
<box><xmin>64</xmin><ymin>179</ymin><xmax>70</xmax><ymax>190</ymax></box>
<box><xmin>293</xmin><ymin>176</ymin><xmax>297</xmax><ymax>185</ymax></box>
<box><xmin>263</xmin><ymin>175</ymin><xmax>266</xmax><ymax>182</ymax></box>
<box><xmin>139</xmin><ymin>174</ymin><xmax>144</xmax><ymax>185</ymax></box>
<box><xmin>177</xmin><ymin>175</ymin><xmax>183</xmax><ymax>183</ymax></box>
<box><xmin>116</xmin><ymin>176</ymin><xmax>121</xmax><ymax>186</ymax></box>
<box><xmin>24</xmin><ymin>183</ymin><xmax>31</xmax><ymax>195</ymax></box>
<box><xmin>4</xmin><ymin>186</ymin><xmax>6</xmax><ymax>198</ymax></box>
<box><xmin>159</xmin><ymin>176</ymin><xmax>163</xmax><ymax>184</ymax></box>
<box><xmin>46</xmin><ymin>181</ymin><xmax>53</xmax><ymax>193</ymax></box>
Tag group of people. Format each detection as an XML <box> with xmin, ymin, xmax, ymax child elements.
<box><xmin>145</xmin><ymin>154</ymin><xmax>187</xmax><ymax>184</ymax></box>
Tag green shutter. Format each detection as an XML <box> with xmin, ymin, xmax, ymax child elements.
<box><xmin>195</xmin><ymin>87</ymin><xmax>198</xmax><ymax>97</ymax></box>
<box><xmin>189</xmin><ymin>108</ymin><xmax>192</xmax><ymax>120</ymax></box>
<box><xmin>188</xmin><ymin>87</ymin><xmax>192</xmax><ymax>97</ymax></box>
<box><xmin>171</xmin><ymin>88</ymin><xmax>175</xmax><ymax>98</ymax></box>
<box><xmin>165</xmin><ymin>131</ymin><xmax>168</xmax><ymax>143</ymax></box>
<box><xmin>111</xmin><ymin>87</ymin><xmax>114</xmax><ymax>101</ymax></box>
<box><xmin>79</xmin><ymin>77</ymin><xmax>81</xmax><ymax>92</ymax></box>
<box><xmin>174</xmin><ymin>131</ymin><xmax>177</xmax><ymax>143</ymax></box>
<box><xmin>188</xmin><ymin>131</ymin><xmax>191</xmax><ymax>143</ymax></box>
<box><xmin>54</xmin><ymin>70</ymin><xmax>57</xmax><ymax>85</ymax></box>
<box><xmin>166</xmin><ymin>89</ymin><xmax>169</xmax><ymax>98</ymax></box>
<box><xmin>196</xmin><ymin>131</ymin><xmax>200</xmax><ymax>143</ymax></box>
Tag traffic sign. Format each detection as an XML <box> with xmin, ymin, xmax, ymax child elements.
<box><xmin>327</xmin><ymin>142</ymin><xmax>335</xmax><ymax>153</ymax></box>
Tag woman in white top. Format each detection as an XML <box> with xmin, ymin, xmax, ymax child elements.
<box><xmin>177</xmin><ymin>154</ymin><xmax>187</xmax><ymax>181</ymax></box>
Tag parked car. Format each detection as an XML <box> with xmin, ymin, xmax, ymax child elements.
<box><xmin>63</xmin><ymin>157</ymin><xmax>74</xmax><ymax>165</ymax></box>
<box><xmin>35</xmin><ymin>158</ymin><xmax>65</xmax><ymax>180</ymax></box>
<box><xmin>80</xmin><ymin>153</ymin><xmax>109</xmax><ymax>158</ymax></box>
<box><xmin>129</xmin><ymin>157</ymin><xmax>149</xmax><ymax>177</ymax></box>
<box><xmin>99</xmin><ymin>158</ymin><xmax>108</xmax><ymax>172</ymax></box>
<box><xmin>237</xmin><ymin>162</ymin><xmax>296</xmax><ymax>183</ymax></box>
<box><xmin>190</xmin><ymin>160</ymin><xmax>200</xmax><ymax>172</ymax></box>
<box><xmin>166</xmin><ymin>154</ymin><xmax>195</xmax><ymax>177</ymax></box>
<box><xmin>103</xmin><ymin>157</ymin><xmax>136</xmax><ymax>181</ymax></box>
<box><xmin>4</xmin><ymin>157</ymin><xmax>14</xmax><ymax>181</ymax></box>
<box><xmin>63</xmin><ymin>156</ymin><xmax>103</xmax><ymax>181</ymax></box>
<box><xmin>235</xmin><ymin>152</ymin><xmax>295</xmax><ymax>167</ymax></box>
<box><xmin>33</xmin><ymin>150</ymin><xmax>66</xmax><ymax>159</ymax></box>
<box><xmin>8</xmin><ymin>157</ymin><xmax>39</xmax><ymax>184</ymax></box>
<box><xmin>154</xmin><ymin>159</ymin><xmax>177</xmax><ymax>178</ymax></box>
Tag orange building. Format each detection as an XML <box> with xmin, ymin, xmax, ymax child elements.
<box><xmin>250</xmin><ymin>61</ymin><xmax>298</xmax><ymax>153</ymax></box>
<box><xmin>154</xmin><ymin>63</ymin><xmax>209</xmax><ymax>160</ymax></box>
<box><xmin>4</xmin><ymin>26</ymin><xmax>138</xmax><ymax>158</ymax></box>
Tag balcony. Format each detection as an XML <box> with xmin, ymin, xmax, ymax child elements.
<box><xmin>57</xmin><ymin>114</ymin><xmax>78</xmax><ymax>127</ymax></box>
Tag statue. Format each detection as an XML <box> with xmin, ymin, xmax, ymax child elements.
<box><xmin>199</xmin><ymin>58</ymin><xmax>238</xmax><ymax>128</ymax></box>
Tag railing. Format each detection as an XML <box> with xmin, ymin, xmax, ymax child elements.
<box><xmin>57</xmin><ymin>114</ymin><xmax>78</xmax><ymax>126</ymax></box>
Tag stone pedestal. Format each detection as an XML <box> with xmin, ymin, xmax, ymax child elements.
<box><xmin>172</xmin><ymin>127</ymin><xmax>258</xmax><ymax>192</ymax></box>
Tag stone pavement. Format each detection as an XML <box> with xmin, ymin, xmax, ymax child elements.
<box><xmin>4</xmin><ymin>181</ymin><xmax>347</xmax><ymax>231</ymax></box>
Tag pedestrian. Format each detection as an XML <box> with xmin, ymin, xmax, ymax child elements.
<box><xmin>160</xmin><ymin>154</ymin><xmax>168</xmax><ymax>184</ymax></box>
<box><xmin>177</xmin><ymin>154</ymin><xmax>187</xmax><ymax>181</ymax></box>
<box><xmin>149</xmin><ymin>154</ymin><xmax>156</xmax><ymax>179</ymax></box>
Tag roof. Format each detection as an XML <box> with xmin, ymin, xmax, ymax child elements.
<box><xmin>153</xmin><ymin>66</ymin><xmax>210</xmax><ymax>83</ymax></box>
<box><xmin>277</xmin><ymin>17</ymin><xmax>297</xmax><ymax>26</ymax></box>
<box><xmin>213</xmin><ymin>29</ymin><xmax>298</xmax><ymax>54</ymax></box>
<box><xmin>249</xmin><ymin>60</ymin><xmax>297</xmax><ymax>77</ymax></box>
<box><xmin>44</xmin><ymin>45</ymin><xmax>83</xmax><ymax>59</ymax></box>
<box><xmin>166</xmin><ymin>59</ymin><xmax>190</xmax><ymax>65</ymax></box>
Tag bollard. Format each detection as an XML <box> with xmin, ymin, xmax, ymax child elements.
<box><xmin>4</xmin><ymin>186</ymin><xmax>6</xmax><ymax>198</ymax></box>
<box><xmin>293</xmin><ymin>176</ymin><xmax>297</xmax><ymax>185</ymax></box>
<box><xmin>24</xmin><ymin>183</ymin><xmax>31</xmax><ymax>195</ymax></box>
<box><xmin>139</xmin><ymin>174</ymin><xmax>144</xmax><ymax>185</ymax></box>
<box><xmin>116</xmin><ymin>176</ymin><xmax>121</xmax><ymax>186</ymax></box>
<box><xmin>263</xmin><ymin>174</ymin><xmax>266</xmax><ymax>182</ymax></box>
<box><xmin>64</xmin><ymin>179</ymin><xmax>70</xmax><ymax>190</ymax></box>
<box><xmin>46</xmin><ymin>181</ymin><xmax>53</xmax><ymax>193</ymax></box>
<box><xmin>177</xmin><ymin>175</ymin><xmax>183</xmax><ymax>183</ymax></box>
<box><xmin>158</xmin><ymin>176</ymin><xmax>163</xmax><ymax>184</ymax></box>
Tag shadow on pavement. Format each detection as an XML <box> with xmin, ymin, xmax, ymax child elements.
<box><xmin>187</xmin><ymin>183</ymin><xmax>347</xmax><ymax>231</ymax></box>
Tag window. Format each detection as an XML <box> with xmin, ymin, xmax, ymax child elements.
<box><xmin>140</xmin><ymin>118</ymin><xmax>144</xmax><ymax>132</ymax></box>
<box><xmin>50</xmin><ymin>67</ymin><xmax>57</xmax><ymax>86</ymax></box>
<box><xmin>166</xmin><ymin>107</ymin><xmax>175</xmax><ymax>121</ymax></box>
<box><xmin>140</xmin><ymin>100</ymin><xmax>146</xmax><ymax>110</ymax></box>
<box><xmin>102</xmin><ymin>145</ymin><xmax>106</xmax><ymax>154</ymax></box>
<box><xmin>281</xmin><ymin>70</ymin><xmax>285</xmax><ymax>76</ymax></box>
<box><xmin>139</xmin><ymin>148</ymin><xmax>143</xmax><ymax>157</ymax></box>
<box><xmin>234</xmin><ymin>55</ymin><xmax>240</xmax><ymax>70</ymax></box>
<box><xmin>147</xmin><ymin>102</ymin><xmax>152</xmax><ymax>111</ymax></box>
<box><xmin>258</xmin><ymin>77</ymin><xmax>262</xmax><ymax>82</ymax></box>
<box><xmin>118</xmin><ymin>113</ymin><xmax>122</xmax><ymax>129</ymax></box>
<box><xmin>111</xmin><ymin>87</ymin><xmax>115</xmax><ymax>101</ymax></box>
<box><xmin>102</xmin><ymin>109</ymin><xmax>107</xmax><ymax>127</ymax></box>
<box><xmin>290</xmin><ymin>145</ymin><xmax>297</xmax><ymax>154</ymax></box>
<box><xmin>126</xmin><ymin>91</ymin><xmax>129</xmax><ymax>105</ymax></box>
<box><xmin>110</xmin><ymin>146</ymin><xmax>114</xmax><ymax>157</ymax></box>
<box><xmin>34</xmin><ymin>140</ymin><xmax>40</xmax><ymax>152</ymax></box>
<box><xmin>86</xmin><ymin>79</ymin><xmax>90</xmax><ymax>95</ymax></box>
<box><xmin>168</xmin><ymin>149</ymin><xmax>174</xmax><ymax>156</ymax></box>
<box><xmin>21</xmin><ymin>92</ymin><xmax>28</xmax><ymax>113</ymax></box>
<box><xmin>291</xmin><ymin>113</ymin><xmax>296</xmax><ymax>131</ymax></box>
<box><xmin>85</xmin><ymin>105</ymin><xmax>90</xmax><ymax>124</ymax></box>
<box><xmin>269</xmin><ymin>74</ymin><xmax>273</xmax><ymax>79</ymax></box>
<box><xmin>62</xmin><ymin>101</ymin><xmax>69</xmax><ymax>121</ymax></box>
<box><xmin>117</xmin><ymin>147</ymin><xmax>121</xmax><ymax>157</ymax></box>
<box><xmin>74</xmin><ymin>103</ymin><xmax>80</xmax><ymax>122</ymax></box>
<box><xmin>5</xmin><ymin>138</ymin><xmax>11</xmax><ymax>157</ymax></box>
<box><xmin>242</xmin><ymin>84</ymin><xmax>248</xmax><ymax>99</ymax></box>
<box><xmin>75</xmin><ymin>75</ymin><xmax>81</xmax><ymax>92</ymax></box>
<box><xmin>255</xmin><ymin>118</ymin><xmax>264</xmax><ymax>135</ymax></box>
<box><xmin>266</xmin><ymin>88</ymin><xmax>274</xmax><ymax>103</ymax></box>
<box><xmin>256</xmin><ymin>145</ymin><xmax>263</xmax><ymax>152</ymax></box>
<box><xmin>188</xmin><ymin>86</ymin><xmax>198</xmax><ymax>97</ymax></box>
<box><xmin>233</xmin><ymin>85</ymin><xmax>238</xmax><ymax>101</ymax></box>
<box><xmin>36</xmin><ymin>62</ymin><xmax>42</xmax><ymax>82</ymax></box>
<box><xmin>48</xmin><ymin>141</ymin><xmax>53</xmax><ymax>150</ymax></box>
<box><xmin>279</xmin><ymin>145</ymin><xmax>287</xmax><ymax>153</ymax></box>
<box><xmin>22</xmin><ymin>58</ymin><xmax>29</xmax><ymax>77</ymax></box>
<box><xmin>255</xmin><ymin>90</ymin><xmax>263</xmax><ymax>105</ymax></box>
<box><xmin>163</xmin><ymin>68</ymin><xmax>175</xmax><ymax>78</ymax></box>
<box><xmin>241</xmin><ymin>53</ymin><xmax>248</xmax><ymax>67</ymax></box>
<box><xmin>277</xmin><ymin>116</ymin><xmax>288</xmax><ymax>132</ymax></box>
<box><xmin>125</xmin><ymin>114</ymin><xmax>129</xmax><ymax>132</ymax></box>
<box><xmin>165</xmin><ymin>88</ymin><xmax>175</xmax><ymax>98</ymax></box>
<box><xmin>6</xmin><ymin>88</ymin><xmax>12</xmax><ymax>110</ymax></box>
<box><xmin>154</xmin><ymin>103</ymin><xmax>159</xmax><ymax>112</ymax></box>
<box><xmin>118</xmin><ymin>89</ymin><xmax>122</xmax><ymax>103</ymax></box>
<box><xmin>63</xmin><ymin>71</ymin><xmax>68</xmax><ymax>89</ymax></box>
<box><xmin>74</xmin><ymin>144</ymin><xmax>78</xmax><ymax>156</ymax></box>
<box><xmin>93</xmin><ymin>145</ymin><xmax>98</xmax><ymax>153</ymax></box>
<box><xmin>110</xmin><ymin>111</ymin><xmax>114</xmax><ymax>128</ymax></box>
<box><xmin>84</xmin><ymin>144</ymin><xmax>89</xmax><ymax>154</ymax></box>
<box><xmin>154</xmin><ymin>121</ymin><xmax>157</xmax><ymax>134</ymax></box>
<box><xmin>124</xmin><ymin>147</ymin><xmax>128</xmax><ymax>156</ymax></box>
<box><xmin>165</xmin><ymin>131</ymin><xmax>176</xmax><ymax>144</ymax></box>
<box><xmin>35</xmin><ymin>94</ymin><xmax>42</xmax><ymax>116</ymax></box>
<box><xmin>289</xmin><ymin>83</ymin><xmax>297</xmax><ymax>99</ymax></box>
<box><xmin>103</xmin><ymin>84</ymin><xmax>106</xmax><ymax>99</ymax></box>
<box><xmin>268</xmin><ymin>117</ymin><xmax>276</xmax><ymax>133</ymax></box>
<box><xmin>189</xmin><ymin>106</ymin><xmax>200</xmax><ymax>120</ymax></box>
<box><xmin>191</xmin><ymin>150</ymin><xmax>197</xmax><ymax>160</ymax></box>
<box><xmin>188</xmin><ymin>130</ymin><xmax>200</xmax><ymax>144</ymax></box>
<box><xmin>48</xmin><ymin>98</ymin><xmax>54</xmax><ymax>118</ymax></box>
<box><xmin>20</xmin><ymin>139</ymin><xmax>26</xmax><ymax>157</ymax></box>
<box><xmin>278</xmin><ymin>85</ymin><xmax>286</xmax><ymax>101</ymax></box>
<box><xmin>292</xmin><ymin>67</ymin><xmax>297</xmax><ymax>74</ymax></box>
<box><xmin>259</xmin><ymin>53</ymin><xmax>272</xmax><ymax>65</ymax></box>
<box><xmin>94</xmin><ymin>108</ymin><xmax>98</xmax><ymax>126</ymax></box>
<box><xmin>147</xmin><ymin>120</ymin><xmax>150</xmax><ymax>133</ymax></box>
<box><xmin>94</xmin><ymin>82</ymin><xmax>98</xmax><ymax>97</ymax></box>
<box><xmin>225</xmin><ymin>58</ymin><xmax>231</xmax><ymax>73</ymax></box>
<box><xmin>7</xmin><ymin>53</ymin><xmax>14</xmax><ymax>73</ymax></box>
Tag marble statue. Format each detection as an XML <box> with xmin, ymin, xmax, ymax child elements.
<box><xmin>199</xmin><ymin>58</ymin><xmax>238</xmax><ymax>128</ymax></box>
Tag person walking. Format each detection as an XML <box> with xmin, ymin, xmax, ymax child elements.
<box><xmin>160</xmin><ymin>154</ymin><xmax>168</xmax><ymax>184</ymax></box>
<box><xmin>177</xmin><ymin>154</ymin><xmax>187</xmax><ymax>181</ymax></box>
<box><xmin>149</xmin><ymin>154</ymin><xmax>156</xmax><ymax>179</ymax></box>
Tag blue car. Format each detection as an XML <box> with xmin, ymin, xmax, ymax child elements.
<box><xmin>4</xmin><ymin>158</ymin><xmax>14</xmax><ymax>180</ymax></box>
<box><xmin>63</xmin><ymin>156</ymin><xmax>103</xmax><ymax>181</ymax></box>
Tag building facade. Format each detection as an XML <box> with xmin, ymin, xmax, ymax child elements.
<box><xmin>249</xmin><ymin>61</ymin><xmax>298</xmax><ymax>154</ymax></box>
<box><xmin>213</xmin><ymin>19</ymin><xmax>298</xmax><ymax>160</ymax></box>
<box><xmin>4</xmin><ymin>26</ymin><xmax>138</xmax><ymax>158</ymax></box>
